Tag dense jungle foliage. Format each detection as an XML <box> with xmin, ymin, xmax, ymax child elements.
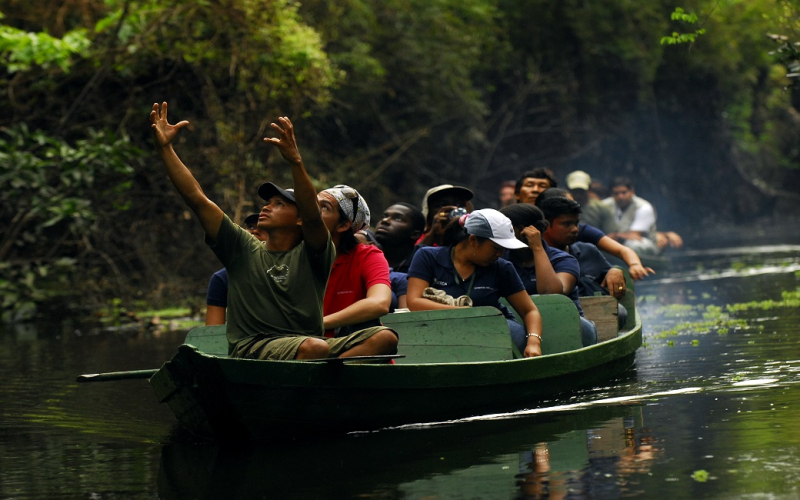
<box><xmin>1</xmin><ymin>0</ymin><xmax>800</xmax><ymax>321</ymax></box>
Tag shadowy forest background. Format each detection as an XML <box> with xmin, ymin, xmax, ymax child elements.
<box><xmin>2</xmin><ymin>0</ymin><xmax>800</xmax><ymax>323</ymax></box>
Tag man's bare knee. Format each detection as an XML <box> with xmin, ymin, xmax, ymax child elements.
<box><xmin>295</xmin><ymin>338</ymin><xmax>330</xmax><ymax>359</ymax></box>
<box><xmin>371</xmin><ymin>328</ymin><xmax>398</xmax><ymax>353</ymax></box>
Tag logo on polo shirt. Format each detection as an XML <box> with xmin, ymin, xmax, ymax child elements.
<box><xmin>267</xmin><ymin>264</ymin><xmax>289</xmax><ymax>283</ymax></box>
<box><xmin>434</xmin><ymin>279</ymin><xmax>448</xmax><ymax>286</ymax></box>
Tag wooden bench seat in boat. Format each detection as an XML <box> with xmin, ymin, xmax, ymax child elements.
<box><xmin>184</xmin><ymin>307</ymin><xmax>515</xmax><ymax>363</ymax></box>
<box><xmin>579</xmin><ymin>296</ymin><xmax>619</xmax><ymax>342</ymax></box>
<box><xmin>187</xmin><ymin>294</ymin><xmax>591</xmax><ymax>363</ymax></box>
<box><xmin>185</xmin><ymin>325</ymin><xmax>227</xmax><ymax>356</ymax></box>
<box><xmin>579</xmin><ymin>267</ymin><xmax>638</xmax><ymax>341</ymax></box>
<box><xmin>501</xmin><ymin>294</ymin><xmax>583</xmax><ymax>356</ymax></box>
<box><xmin>382</xmin><ymin>306</ymin><xmax>514</xmax><ymax>364</ymax></box>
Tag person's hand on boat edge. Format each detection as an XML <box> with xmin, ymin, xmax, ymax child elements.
<box><xmin>603</xmin><ymin>267</ymin><xmax>627</xmax><ymax>299</ymax></box>
<box><xmin>524</xmin><ymin>334</ymin><xmax>542</xmax><ymax>358</ymax></box>
<box><xmin>264</xmin><ymin>117</ymin><xmax>303</xmax><ymax>166</ymax></box>
<box><xmin>150</xmin><ymin>102</ymin><xmax>190</xmax><ymax>148</ymax></box>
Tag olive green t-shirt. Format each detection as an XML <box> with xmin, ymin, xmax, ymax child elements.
<box><xmin>207</xmin><ymin>215</ymin><xmax>335</xmax><ymax>352</ymax></box>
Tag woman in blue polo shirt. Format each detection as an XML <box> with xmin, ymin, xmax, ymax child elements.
<box><xmin>407</xmin><ymin>208</ymin><xmax>545</xmax><ymax>357</ymax></box>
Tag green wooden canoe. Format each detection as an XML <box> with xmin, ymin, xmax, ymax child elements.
<box><xmin>147</xmin><ymin>291</ymin><xmax>642</xmax><ymax>441</ymax></box>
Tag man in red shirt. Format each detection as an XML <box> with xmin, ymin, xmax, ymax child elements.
<box><xmin>318</xmin><ymin>185</ymin><xmax>392</xmax><ymax>337</ymax></box>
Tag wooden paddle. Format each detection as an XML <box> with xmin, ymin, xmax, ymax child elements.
<box><xmin>75</xmin><ymin>354</ymin><xmax>405</xmax><ymax>383</ymax></box>
<box><xmin>76</xmin><ymin>369</ymin><xmax>159</xmax><ymax>383</ymax></box>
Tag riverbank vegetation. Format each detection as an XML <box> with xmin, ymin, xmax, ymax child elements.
<box><xmin>2</xmin><ymin>0</ymin><xmax>800</xmax><ymax>322</ymax></box>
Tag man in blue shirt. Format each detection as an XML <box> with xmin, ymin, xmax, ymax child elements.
<box><xmin>539</xmin><ymin>197</ymin><xmax>628</xmax><ymax>329</ymax></box>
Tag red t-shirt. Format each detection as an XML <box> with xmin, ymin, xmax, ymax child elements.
<box><xmin>323</xmin><ymin>243</ymin><xmax>391</xmax><ymax>337</ymax></box>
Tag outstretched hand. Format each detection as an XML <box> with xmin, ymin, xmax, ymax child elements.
<box><xmin>150</xmin><ymin>102</ymin><xmax>189</xmax><ymax>148</ymax></box>
<box><xmin>264</xmin><ymin>117</ymin><xmax>302</xmax><ymax>166</ymax></box>
<box><xmin>628</xmin><ymin>262</ymin><xmax>655</xmax><ymax>280</ymax></box>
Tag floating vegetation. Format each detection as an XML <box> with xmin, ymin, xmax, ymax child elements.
<box><xmin>725</xmin><ymin>288</ymin><xmax>800</xmax><ymax>312</ymax></box>
<box><xmin>648</xmin><ymin>299</ymin><xmax>753</xmax><ymax>340</ymax></box>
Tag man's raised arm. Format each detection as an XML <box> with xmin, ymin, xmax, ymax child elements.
<box><xmin>150</xmin><ymin>102</ymin><xmax>223</xmax><ymax>240</ymax></box>
<box><xmin>263</xmin><ymin>117</ymin><xmax>328</xmax><ymax>251</ymax></box>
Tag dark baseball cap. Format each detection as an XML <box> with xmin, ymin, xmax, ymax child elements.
<box><xmin>243</xmin><ymin>213</ymin><xmax>260</xmax><ymax>228</ymax></box>
<box><xmin>257</xmin><ymin>182</ymin><xmax>296</xmax><ymax>203</ymax></box>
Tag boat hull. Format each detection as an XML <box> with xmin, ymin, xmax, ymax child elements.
<box><xmin>150</xmin><ymin>311</ymin><xmax>642</xmax><ymax>441</ymax></box>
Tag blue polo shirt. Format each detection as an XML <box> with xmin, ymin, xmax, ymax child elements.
<box><xmin>408</xmin><ymin>246</ymin><xmax>525</xmax><ymax>320</ymax></box>
<box><xmin>570</xmin><ymin>241</ymin><xmax>613</xmax><ymax>297</ymax></box>
<box><xmin>389</xmin><ymin>270</ymin><xmax>408</xmax><ymax>311</ymax></box>
<box><xmin>206</xmin><ymin>268</ymin><xmax>228</xmax><ymax>307</ymax></box>
<box><xmin>505</xmin><ymin>242</ymin><xmax>584</xmax><ymax>316</ymax></box>
<box><xmin>577</xmin><ymin>223</ymin><xmax>605</xmax><ymax>245</ymax></box>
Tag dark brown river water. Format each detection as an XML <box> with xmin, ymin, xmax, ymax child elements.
<box><xmin>2</xmin><ymin>244</ymin><xmax>800</xmax><ymax>499</ymax></box>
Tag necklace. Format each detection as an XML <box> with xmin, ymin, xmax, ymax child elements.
<box><xmin>450</xmin><ymin>246</ymin><xmax>477</xmax><ymax>297</ymax></box>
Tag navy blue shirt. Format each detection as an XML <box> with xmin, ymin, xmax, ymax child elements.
<box><xmin>505</xmin><ymin>242</ymin><xmax>584</xmax><ymax>316</ymax></box>
<box><xmin>570</xmin><ymin>242</ymin><xmax>614</xmax><ymax>297</ymax></box>
<box><xmin>577</xmin><ymin>223</ymin><xmax>605</xmax><ymax>246</ymax></box>
<box><xmin>408</xmin><ymin>246</ymin><xmax>525</xmax><ymax>319</ymax></box>
<box><xmin>389</xmin><ymin>270</ymin><xmax>408</xmax><ymax>311</ymax></box>
<box><xmin>206</xmin><ymin>268</ymin><xmax>228</xmax><ymax>307</ymax></box>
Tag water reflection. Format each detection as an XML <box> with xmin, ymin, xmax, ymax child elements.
<box><xmin>157</xmin><ymin>405</ymin><xmax>652</xmax><ymax>499</ymax></box>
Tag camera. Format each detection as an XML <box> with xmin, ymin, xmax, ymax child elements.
<box><xmin>449</xmin><ymin>207</ymin><xmax>468</xmax><ymax>219</ymax></box>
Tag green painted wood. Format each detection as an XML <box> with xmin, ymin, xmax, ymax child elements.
<box><xmin>532</xmin><ymin>295</ymin><xmax>583</xmax><ymax>354</ymax></box>
<box><xmin>184</xmin><ymin>325</ymin><xmax>227</xmax><ymax>356</ymax></box>
<box><xmin>617</xmin><ymin>268</ymin><xmax>637</xmax><ymax>331</ymax></box>
<box><xmin>184</xmin><ymin>309</ymin><xmax>515</xmax><ymax>364</ymax></box>
<box><xmin>381</xmin><ymin>307</ymin><xmax>513</xmax><ymax>364</ymax></box>
<box><xmin>501</xmin><ymin>294</ymin><xmax>583</xmax><ymax>355</ymax></box>
<box><xmin>153</xmin><ymin>321</ymin><xmax>642</xmax><ymax>440</ymax></box>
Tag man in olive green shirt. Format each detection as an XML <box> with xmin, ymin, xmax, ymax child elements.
<box><xmin>150</xmin><ymin>102</ymin><xmax>397</xmax><ymax>359</ymax></box>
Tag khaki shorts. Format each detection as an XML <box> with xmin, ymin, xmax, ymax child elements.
<box><xmin>232</xmin><ymin>326</ymin><xmax>395</xmax><ymax>360</ymax></box>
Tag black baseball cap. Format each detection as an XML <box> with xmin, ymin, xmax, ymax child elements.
<box><xmin>243</xmin><ymin>213</ymin><xmax>260</xmax><ymax>227</ymax></box>
<box><xmin>257</xmin><ymin>182</ymin><xmax>296</xmax><ymax>203</ymax></box>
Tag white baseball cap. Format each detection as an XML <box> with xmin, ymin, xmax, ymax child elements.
<box><xmin>566</xmin><ymin>170</ymin><xmax>592</xmax><ymax>190</ymax></box>
<box><xmin>464</xmin><ymin>209</ymin><xmax>527</xmax><ymax>250</ymax></box>
<box><xmin>421</xmin><ymin>184</ymin><xmax>474</xmax><ymax>219</ymax></box>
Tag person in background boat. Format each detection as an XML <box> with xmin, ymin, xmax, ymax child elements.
<box><xmin>407</xmin><ymin>209</ymin><xmax>545</xmax><ymax>357</ymax></box>
<box><xmin>498</xmin><ymin>180</ymin><xmax>516</xmax><ymax>208</ymax></box>
<box><xmin>418</xmin><ymin>184</ymin><xmax>474</xmax><ymax>247</ymax></box>
<box><xmin>319</xmin><ymin>185</ymin><xmax>393</xmax><ymax>337</ymax></box>
<box><xmin>589</xmin><ymin>178</ymin><xmax>610</xmax><ymax>201</ymax></box>
<box><xmin>538</xmin><ymin>197</ymin><xmax>628</xmax><ymax>329</ymax></box>
<box><xmin>514</xmin><ymin>168</ymin><xmax>558</xmax><ymax>205</ymax></box>
<box><xmin>374</xmin><ymin>202</ymin><xmax>425</xmax><ymax>273</ymax></box>
<box><xmin>566</xmin><ymin>170</ymin><xmax>617</xmax><ymax>235</ymax></box>
<box><xmin>536</xmin><ymin>188</ymin><xmax>655</xmax><ymax>281</ymax></box>
<box><xmin>602</xmin><ymin>177</ymin><xmax>683</xmax><ymax>256</ymax></box>
<box><xmin>500</xmin><ymin>203</ymin><xmax>598</xmax><ymax>347</ymax></box>
<box><xmin>149</xmin><ymin>102</ymin><xmax>397</xmax><ymax>360</ymax></box>
<box><xmin>205</xmin><ymin>213</ymin><xmax>267</xmax><ymax>326</ymax></box>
